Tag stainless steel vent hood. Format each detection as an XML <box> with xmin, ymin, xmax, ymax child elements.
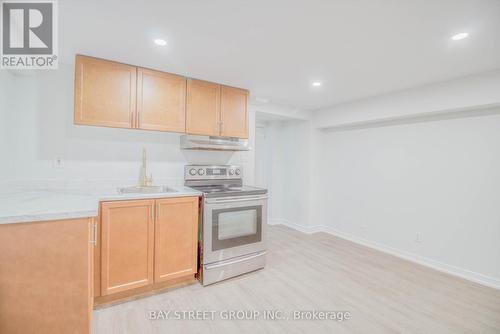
<box><xmin>180</xmin><ymin>135</ymin><xmax>250</xmax><ymax>151</ymax></box>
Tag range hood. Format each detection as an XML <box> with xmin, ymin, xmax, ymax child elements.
<box><xmin>180</xmin><ymin>135</ymin><xmax>250</xmax><ymax>151</ymax></box>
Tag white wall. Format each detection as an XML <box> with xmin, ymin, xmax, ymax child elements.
<box><xmin>2</xmin><ymin>64</ymin><xmax>256</xmax><ymax>187</ymax></box>
<box><xmin>251</xmin><ymin>103</ymin><xmax>311</xmax><ymax>121</ymax></box>
<box><xmin>316</xmin><ymin>113</ymin><xmax>500</xmax><ymax>285</ymax></box>
<box><xmin>258</xmin><ymin>119</ymin><xmax>312</xmax><ymax>229</ymax></box>
<box><xmin>0</xmin><ymin>71</ymin><xmax>13</xmax><ymax>182</ymax></box>
<box><xmin>254</xmin><ymin>125</ymin><xmax>268</xmax><ymax>189</ymax></box>
<box><xmin>261</xmin><ymin>71</ymin><xmax>500</xmax><ymax>288</ymax></box>
<box><xmin>313</xmin><ymin>69</ymin><xmax>500</xmax><ymax>129</ymax></box>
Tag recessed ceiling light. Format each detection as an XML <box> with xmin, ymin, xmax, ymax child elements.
<box><xmin>451</xmin><ymin>32</ymin><xmax>468</xmax><ymax>41</ymax></box>
<box><xmin>154</xmin><ymin>38</ymin><xmax>167</xmax><ymax>46</ymax></box>
<box><xmin>312</xmin><ymin>81</ymin><xmax>322</xmax><ymax>87</ymax></box>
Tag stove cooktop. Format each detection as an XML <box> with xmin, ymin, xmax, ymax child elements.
<box><xmin>189</xmin><ymin>185</ymin><xmax>267</xmax><ymax>198</ymax></box>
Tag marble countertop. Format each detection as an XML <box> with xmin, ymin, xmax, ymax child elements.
<box><xmin>0</xmin><ymin>185</ymin><xmax>202</xmax><ymax>225</ymax></box>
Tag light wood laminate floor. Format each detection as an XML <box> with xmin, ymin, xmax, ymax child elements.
<box><xmin>93</xmin><ymin>225</ymin><xmax>500</xmax><ymax>333</ymax></box>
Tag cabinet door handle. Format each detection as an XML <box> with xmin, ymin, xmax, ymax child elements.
<box><xmin>90</xmin><ymin>219</ymin><xmax>97</xmax><ymax>246</ymax></box>
<box><xmin>156</xmin><ymin>203</ymin><xmax>160</xmax><ymax>221</ymax></box>
<box><xmin>94</xmin><ymin>221</ymin><xmax>98</xmax><ymax>246</ymax></box>
<box><xmin>136</xmin><ymin>109</ymin><xmax>141</xmax><ymax>129</ymax></box>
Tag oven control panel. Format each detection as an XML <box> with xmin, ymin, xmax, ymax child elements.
<box><xmin>185</xmin><ymin>165</ymin><xmax>242</xmax><ymax>180</ymax></box>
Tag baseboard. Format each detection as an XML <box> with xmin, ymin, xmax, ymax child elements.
<box><xmin>267</xmin><ymin>220</ymin><xmax>500</xmax><ymax>291</ymax></box>
<box><xmin>268</xmin><ymin>219</ymin><xmax>323</xmax><ymax>234</ymax></box>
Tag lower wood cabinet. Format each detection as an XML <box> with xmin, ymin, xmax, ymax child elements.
<box><xmin>154</xmin><ymin>197</ymin><xmax>199</xmax><ymax>282</ymax></box>
<box><xmin>0</xmin><ymin>218</ymin><xmax>94</xmax><ymax>334</ymax></box>
<box><xmin>100</xmin><ymin>200</ymin><xmax>155</xmax><ymax>296</ymax></box>
<box><xmin>98</xmin><ymin>197</ymin><xmax>199</xmax><ymax>299</ymax></box>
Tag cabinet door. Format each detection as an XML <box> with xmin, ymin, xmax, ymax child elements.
<box><xmin>186</xmin><ymin>79</ymin><xmax>220</xmax><ymax>136</ymax></box>
<box><xmin>0</xmin><ymin>218</ymin><xmax>93</xmax><ymax>334</ymax></box>
<box><xmin>101</xmin><ymin>200</ymin><xmax>155</xmax><ymax>296</ymax></box>
<box><xmin>220</xmin><ymin>85</ymin><xmax>249</xmax><ymax>138</ymax></box>
<box><xmin>137</xmin><ymin>68</ymin><xmax>186</xmax><ymax>132</ymax></box>
<box><xmin>74</xmin><ymin>55</ymin><xmax>137</xmax><ymax>129</ymax></box>
<box><xmin>154</xmin><ymin>197</ymin><xmax>199</xmax><ymax>283</ymax></box>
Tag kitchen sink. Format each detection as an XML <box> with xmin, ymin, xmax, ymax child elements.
<box><xmin>117</xmin><ymin>186</ymin><xmax>177</xmax><ymax>194</ymax></box>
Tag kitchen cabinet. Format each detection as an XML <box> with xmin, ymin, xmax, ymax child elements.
<box><xmin>220</xmin><ymin>85</ymin><xmax>249</xmax><ymax>138</ymax></box>
<box><xmin>75</xmin><ymin>55</ymin><xmax>249</xmax><ymax>138</ymax></box>
<box><xmin>100</xmin><ymin>200</ymin><xmax>155</xmax><ymax>296</ymax></box>
<box><xmin>186</xmin><ymin>78</ymin><xmax>221</xmax><ymax>136</ymax></box>
<box><xmin>154</xmin><ymin>197</ymin><xmax>199</xmax><ymax>282</ymax></box>
<box><xmin>75</xmin><ymin>55</ymin><xmax>137</xmax><ymax>129</ymax></box>
<box><xmin>97</xmin><ymin>196</ymin><xmax>199</xmax><ymax>303</ymax></box>
<box><xmin>136</xmin><ymin>68</ymin><xmax>186</xmax><ymax>132</ymax></box>
<box><xmin>0</xmin><ymin>218</ymin><xmax>94</xmax><ymax>334</ymax></box>
<box><xmin>186</xmin><ymin>79</ymin><xmax>249</xmax><ymax>138</ymax></box>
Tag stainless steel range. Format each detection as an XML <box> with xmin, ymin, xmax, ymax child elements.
<box><xmin>185</xmin><ymin>165</ymin><xmax>268</xmax><ymax>286</ymax></box>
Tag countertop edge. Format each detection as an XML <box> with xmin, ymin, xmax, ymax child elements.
<box><xmin>0</xmin><ymin>188</ymin><xmax>203</xmax><ymax>225</ymax></box>
<box><xmin>0</xmin><ymin>210</ymin><xmax>99</xmax><ymax>225</ymax></box>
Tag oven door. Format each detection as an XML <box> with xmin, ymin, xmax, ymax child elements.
<box><xmin>203</xmin><ymin>195</ymin><xmax>267</xmax><ymax>264</ymax></box>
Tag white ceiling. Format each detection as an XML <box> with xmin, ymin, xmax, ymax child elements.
<box><xmin>60</xmin><ymin>0</ymin><xmax>500</xmax><ymax>111</ymax></box>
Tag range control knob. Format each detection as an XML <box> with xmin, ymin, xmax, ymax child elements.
<box><xmin>235</xmin><ymin>169</ymin><xmax>241</xmax><ymax>176</ymax></box>
<box><xmin>197</xmin><ymin>169</ymin><xmax>205</xmax><ymax>176</ymax></box>
<box><xmin>229</xmin><ymin>169</ymin><xmax>235</xmax><ymax>176</ymax></box>
<box><xmin>189</xmin><ymin>168</ymin><xmax>197</xmax><ymax>176</ymax></box>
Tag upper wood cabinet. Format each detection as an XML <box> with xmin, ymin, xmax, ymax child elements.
<box><xmin>75</xmin><ymin>55</ymin><xmax>137</xmax><ymax>129</ymax></box>
<box><xmin>100</xmin><ymin>200</ymin><xmax>155</xmax><ymax>296</ymax></box>
<box><xmin>154</xmin><ymin>197</ymin><xmax>199</xmax><ymax>283</ymax></box>
<box><xmin>137</xmin><ymin>68</ymin><xmax>186</xmax><ymax>132</ymax></box>
<box><xmin>75</xmin><ymin>55</ymin><xmax>249</xmax><ymax>138</ymax></box>
<box><xmin>185</xmin><ymin>79</ymin><xmax>221</xmax><ymax>136</ymax></box>
<box><xmin>221</xmin><ymin>85</ymin><xmax>249</xmax><ymax>138</ymax></box>
<box><xmin>186</xmin><ymin>79</ymin><xmax>249</xmax><ymax>138</ymax></box>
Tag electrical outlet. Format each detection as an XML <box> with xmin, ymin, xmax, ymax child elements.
<box><xmin>415</xmin><ymin>232</ymin><xmax>422</xmax><ymax>243</ymax></box>
<box><xmin>53</xmin><ymin>156</ymin><xmax>64</xmax><ymax>169</ymax></box>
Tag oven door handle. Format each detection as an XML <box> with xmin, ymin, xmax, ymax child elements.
<box><xmin>205</xmin><ymin>195</ymin><xmax>268</xmax><ymax>204</ymax></box>
<box><xmin>204</xmin><ymin>251</ymin><xmax>267</xmax><ymax>270</ymax></box>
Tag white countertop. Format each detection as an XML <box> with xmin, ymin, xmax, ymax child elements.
<box><xmin>0</xmin><ymin>185</ymin><xmax>201</xmax><ymax>225</ymax></box>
